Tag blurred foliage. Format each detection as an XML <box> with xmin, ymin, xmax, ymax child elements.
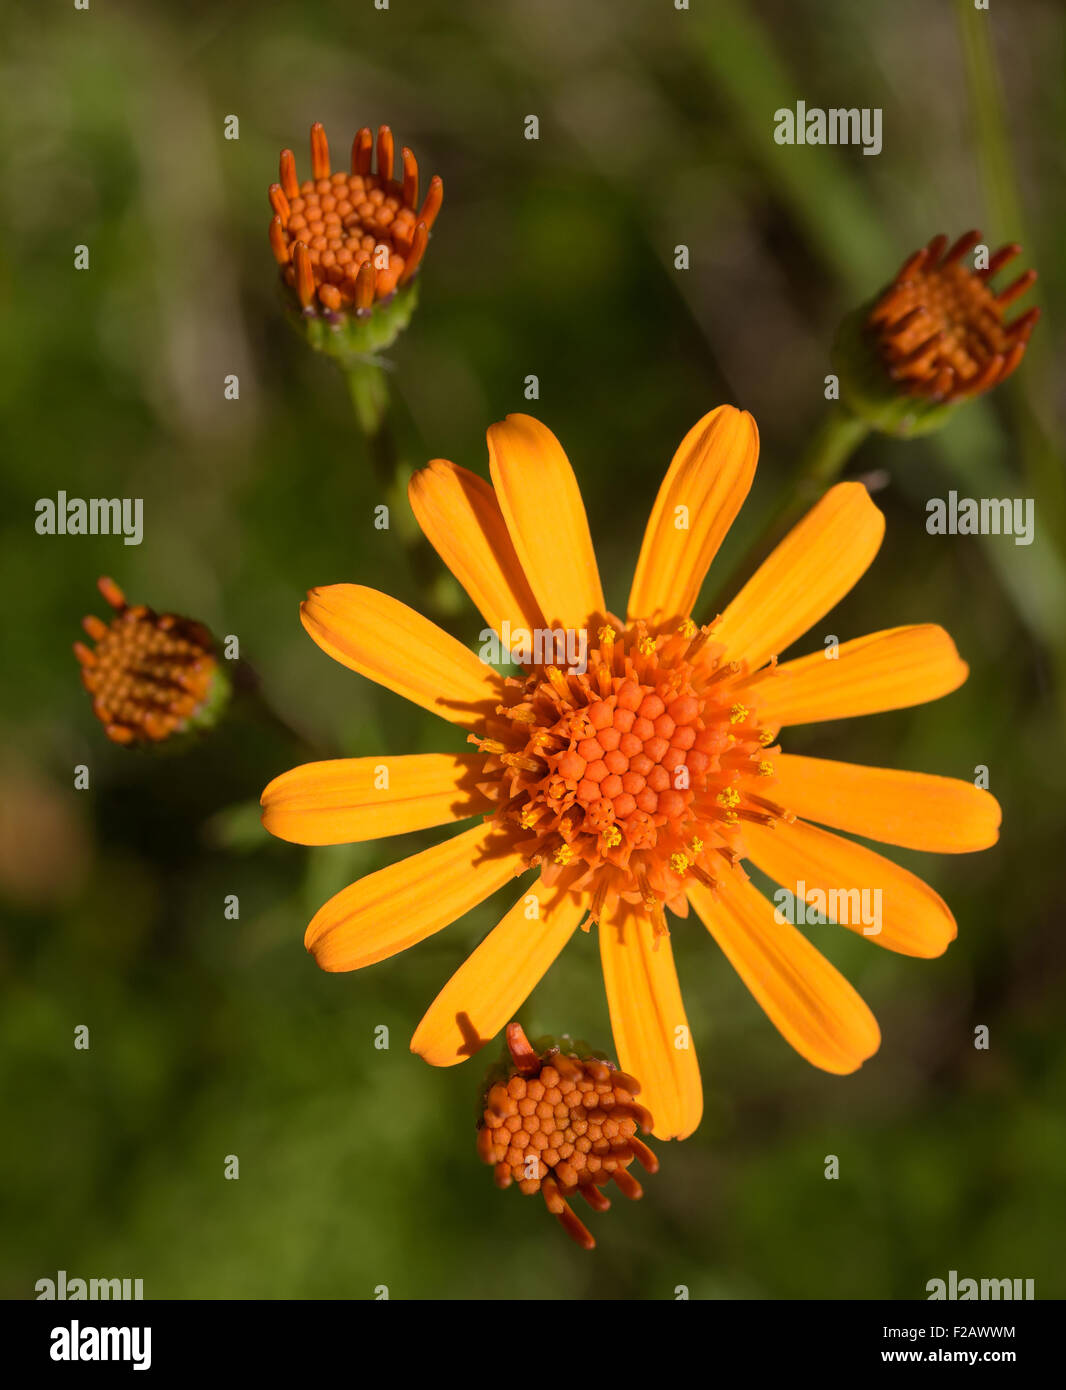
<box><xmin>1</xmin><ymin>0</ymin><xmax>1064</xmax><ymax>1299</ymax></box>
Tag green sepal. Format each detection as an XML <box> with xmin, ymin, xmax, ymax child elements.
<box><xmin>832</xmin><ymin>305</ymin><xmax>961</xmax><ymax>439</ymax></box>
<box><xmin>282</xmin><ymin>278</ymin><xmax>420</xmax><ymax>372</ymax></box>
<box><xmin>185</xmin><ymin>660</ymin><xmax>232</xmax><ymax>734</ymax></box>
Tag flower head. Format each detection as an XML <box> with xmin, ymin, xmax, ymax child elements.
<box><xmin>867</xmin><ymin>230</ymin><xmax>1039</xmax><ymax>403</ymax></box>
<box><xmin>268</xmin><ymin>122</ymin><xmax>441</xmax><ymax>359</ymax></box>
<box><xmin>833</xmin><ymin>231</ymin><xmax>1039</xmax><ymax>437</ymax></box>
<box><xmin>75</xmin><ymin>577</ymin><xmax>227</xmax><ymax>745</ymax></box>
<box><xmin>478</xmin><ymin>1023</ymin><xmax>658</xmax><ymax>1250</ymax></box>
<box><xmin>262</xmin><ymin>406</ymin><xmax>1002</xmax><ymax>1140</ymax></box>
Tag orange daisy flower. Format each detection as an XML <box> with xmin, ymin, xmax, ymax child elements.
<box><xmin>867</xmin><ymin>230</ymin><xmax>1039</xmax><ymax>403</ymax></box>
<box><xmin>75</xmin><ymin>577</ymin><xmax>227</xmax><ymax>746</ymax></box>
<box><xmin>269</xmin><ymin>122</ymin><xmax>442</xmax><ymax>317</ymax></box>
<box><xmin>262</xmin><ymin>407</ymin><xmax>1001</xmax><ymax>1139</ymax></box>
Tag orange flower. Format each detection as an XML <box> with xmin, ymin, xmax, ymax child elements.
<box><xmin>269</xmin><ymin>122</ymin><xmax>442</xmax><ymax>317</ymax></box>
<box><xmin>867</xmin><ymin>230</ymin><xmax>1039</xmax><ymax>403</ymax></box>
<box><xmin>479</xmin><ymin>1023</ymin><xmax>658</xmax><ymax>1251</ymax></box>
<box><xmin>75</xmin><ymin>578</ymin><xmax>227</xmax><ymax>745</ymax></box>
<box><xmin>262</xmin><ymin>407</ymin><xmax>1001</xmax><ymax>1139</ymax></box>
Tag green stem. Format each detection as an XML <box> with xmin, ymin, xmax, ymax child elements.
<box><xmin>343</xmin><ymin>358</ymin><xmax>411</xmax><ymax>527</ymax></box>
<box><xmin>955</xmin><ymin>0</ymin><xmax>1065</xmax><ymax>553</ymax></box>
<box><xmin>955</xmin><ymin>0</ymin><xmax>1025</xmax><ymax>245</ymax></box>
<box><xmin>789</xmin><ymin>406</ymin><xmax>872</xmax><ymax>507</ymax></box>
<box><xmin>345</xmin><ymin>359</ymin><xmax>390</xmax><ymax>439</ymax></box>
<box><xmin>341</xmin><ymin>361</ymin><xmax>449</xmax><ymax>610</ymax></box>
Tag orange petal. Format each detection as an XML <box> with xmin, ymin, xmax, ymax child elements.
<box><xmin>768</xmin><ymin>755</ymin><xmax>1001</xmax><ymax>852</ymax></box>
<box><xmin>487</xmin><ymin>415</ymin><xmax>605</xmax><ymax>629</ymax></box>
<box><xmin>627</xmin><ymin>406</ymin><xmax>759</xmax><ymax>627</ymax></box>
<box><xmin>261</xmin><ymin>753</ymin><xmax>488</xmax><ymax>846</ymax></box>
<box><xmin>748</xmin><ymin>625</ymin><xmax>968</xmax><ymax>727</ymax></box>
<box><xmin>743</xmin><ymin>818</ymin><xmax>957</xmax><ymax>958</ymax></box>
<box><xmin>712</xmin><ymin>482</ymin><xmax>885</xmax><ymax>671</ymax></box>
<box><xmin>598</xmin><ymin>912</ymin><xmax>703</xmax><ymax>1140</ymax></box>
<box><xmin>411</xmin><ymin>876</ymin><xmax>585</xmax><ymax>1065</ymax></box>
<box><xmin>305</xmin><ymin>822</ymin><xmax>523</xmax><ymax>972</ymax></box>
<box><xmin>689</xmin><ymin>874</ymin><xmax>881</xmax><ymax>1074</ymax></box>
<box><xmin>301</xmin><ymin>584</ymin><xmax>502</xmax><ymax>726</ymax></box>
<box><xmin>408</xmin><ymin>460</ymin><xmax>545</xmax><ymax>646</ymax></box>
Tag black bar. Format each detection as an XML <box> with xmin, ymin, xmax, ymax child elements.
<box><xmin>3</xmin><ymin>1299</ymin><xmax>1058</xmax><ymax>1374</ymax></box>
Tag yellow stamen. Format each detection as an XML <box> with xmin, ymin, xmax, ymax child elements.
<box><xmin>474</xmin><ymin>737</ymin><xmax>508</xmax><ymax>755</ymax></box>
<box><xmin>547</xmin><ymin>667</ymin><xmax>571</xmax><ymax>699</ymax></box>
<box><xmin>502</xmin><ymin>703</ymin><xmax>536</xmax><ymax>724</ymax></box>
<box><xmin>501</xmin><ymin>751</ymin><xmax>546</xmax><ymax>773</ymax></box>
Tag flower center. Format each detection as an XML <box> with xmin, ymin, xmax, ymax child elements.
<box><xmin>284</xmin><ymin>173</ymin><xmax>418</xmax><ymax>305</ymax></box>
<box><xmin>479</xmin><ymin>1055</ymin><xmax>651</xmax><ymax>1194</ymax></box>
<box><xmin>473</xmin><ymin>619</ymin><xmax>789</xmax><ymax>929</ymax></box>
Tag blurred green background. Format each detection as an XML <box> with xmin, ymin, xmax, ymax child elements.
<box><xmin>2</xmin><ymin>0</ymin><xmax>1064</xmax><ymax>1299</ymax></box>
